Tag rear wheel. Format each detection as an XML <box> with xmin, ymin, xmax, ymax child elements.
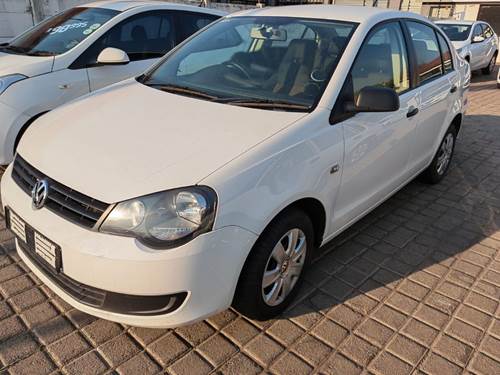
<box><xmin>421</xmin><ymin>126</ymin><xmax>457</xmax><ymax>184</ymax></box>
<box><xmin>233</xmin><ymin>209</ymin><xmax>313</xmax><ymax>320</ymax></box>
<box><xmin>482</xmin><ymin>52</ymin><xmax>497</xmax><ymax>75</ymax></box>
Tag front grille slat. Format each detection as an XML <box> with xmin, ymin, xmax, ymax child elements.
<box><xmin>49</xmin><ymin>184</ymin><xmax>108</xmax><ymax>212</ymax></box>
<box><xmin>12</xmin><ymin>156</ymin><xmax>109</xmax><ymax>229</ymax></box>
<box><xmin>47</xmin><ymin>191</ymin><xmax>102</xmax><ymax>221</ymax></box>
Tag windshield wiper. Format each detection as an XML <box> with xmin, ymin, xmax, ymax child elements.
<box><xmin>0</xmin><ymin>45</ymin><xmax>28</xmax><ymax>54</ymax></box>
<box><xmin>217</xmin><ymin>98</ymin><xmax>310</xmax><ymax>111</ymax></box>
<box><xmin>147</xmin><ymin>84</ymin><xmax>218</xmax><ymax>101</ymax></box>
<box><xmin>26</xmin><ymin>50</ymin><xmax>55</xmax><ymax>56</ymax></box>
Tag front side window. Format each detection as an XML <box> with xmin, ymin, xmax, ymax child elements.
<box><xmin>472</xmin><ymin>24</ymin><xmax>484</xmax><ymax>38</ymax></box>
<box><xmin>437</xmin><ymin>24</ymin><xmax>472</xmax><ymax>41</ymax></box>
<box><xmin>437</xmin><ymin>32</ymin><xmax>453</xmax><ymax>73</ymax></box>
<box><xmin>351</xmin><ymin>22</ymin><xmax>410</xmax><ymax>99</ymax></box>
<box><xmin>407</xmin><ymin>21</ymin><xmax>443</xmax><ymax>85</ymax></box>
<box><xmin>74</xmin><ymin>11</ymin><xmax>175</xmax><ymax>67</ymax></box>
<box><xmin>1</xmin><ymin>7</ymin><xmax>119</xmax><ymax>56</ymax></box>
<box><xmin>140</xmin><ymin>17</ymin><xmax>357</xmax><ymax>111</ymax></box>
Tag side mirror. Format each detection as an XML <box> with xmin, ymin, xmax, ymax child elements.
<box><xmin>97</xmin><ymin>47</ymin><xmax>130</xmax><ymax>65</ymax></box>
<box><xmin>472</xmin><ymin>35</ymin><xmax>485</xmax><ymax>43</ymax></box>
<box><xmin>345</xmin><ymin>86</ymin><xmax>400</xmax><ymax>113</ymax></box>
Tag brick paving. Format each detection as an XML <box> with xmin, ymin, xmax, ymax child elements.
<box><xmin>0</xmin><ymin>69</ymin><xmax>500</xmax><ymax>375</ymax></box>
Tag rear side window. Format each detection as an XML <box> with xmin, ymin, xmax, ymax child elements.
<box><xmin>437</xmin><ymin>32</ymin><xmax>453</xmax><ymax>73</ymax></box>
<box><xmin>350</xmin><ymin>22</ymin><xmax>410</xmax><ymax>98</ymax></box>
<box><xmin>407</xmin><ymin>21</ymin><xmax>443</xmax><ymax>85</ymax></box>
<box><xmin>175</xmin><ymin>11</ymin><xmax>219</xmax><ymax>43</ymax></box>
<box><xmin>483</xmin><ymin>25</ymin><xmax>494</xmax><ymax>38</ymax></box>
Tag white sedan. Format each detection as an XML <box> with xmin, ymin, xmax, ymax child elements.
<box><xmin>1</xmin><ymin>5</ymin><xmax>469</xmax><ymax>327</ymax></box>
<box><xmin>0</xmin><ymin>1</ymin><xmax>224</xmax><ymax>165</ymax></box>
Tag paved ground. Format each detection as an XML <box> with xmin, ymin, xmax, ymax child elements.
<box><xmin>0</xmin><ymin>70</ymin><xmax>500</xmax><ymax>375</ymax></box>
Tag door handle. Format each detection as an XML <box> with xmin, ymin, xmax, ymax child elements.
<box><xmin>407</xmin><ymin>107</ymin><xmax>419</xmax><ymax>118</ymax></box>
<box><xmin>58</xmin><ymin>84</ymin><xmax>70</xmax><ymax>90</ymax></box>
<box><xmin>450</xmin><ymin>85</ymin><xmax>457</xmax><ymax>93</ymax></box>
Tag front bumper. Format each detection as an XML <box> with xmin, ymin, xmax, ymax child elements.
<box><xmin>1</xmin><ymin>165</ymin><xmax>258</xmax><ymax>327</ymax></box>
<box><xmin>0</xmin><ymin>101</ymin><xmax>29</xmax><ymax>165</ymax></box>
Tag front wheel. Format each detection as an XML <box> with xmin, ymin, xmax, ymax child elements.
<box><xmin>482</xmin><ymin>53</ymin><xmax>497</xmax><ymax>75</ymax></box>
<box><xmin>233</xmin><ymin>209</ymin><xmax>313</xmax><ymax>320</ymax></box>
<box><xmin>421</xmin><ymin>126</ymin><xmax>457</xmax><ymax>184</ymax></box>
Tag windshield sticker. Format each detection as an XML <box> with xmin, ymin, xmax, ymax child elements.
<box><xmin>90</xmin><ymin>23</ymin><xmax>101</xmax><ymax>30</ymax></box>
<box><xmin>82</xmin><ymin>29</ymin><xmax>93</xmax><ymax>35</ymax></box>
<box><xmin>47</xmin><ymin>22</ymin><xmax>89</xmax><ymax>35</ymax></box>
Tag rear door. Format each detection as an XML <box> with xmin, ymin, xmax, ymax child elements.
<box><xmin>481</xmin><ymin>24</ymin><xmax>498</xmax><ymax>68</ymax></box>
<box><xmin>404</xmin><ymin>21</ymin><xmax>458</xmax><ymax>173</ymax></box>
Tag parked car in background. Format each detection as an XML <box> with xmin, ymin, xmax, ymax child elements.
<box><xmin>0</xmin><ymin>1</ymin><xmax>224</xmax><ymax>165</ymax></box>
<box><xmin>436</xmin><ymin>20</ymin><xmax>498</xmax><ymax>74</ymax></box>
<box><xmin>1</xmin><ymin>5</ymin><xmax>469</xmax><ymax>327</ymax></box>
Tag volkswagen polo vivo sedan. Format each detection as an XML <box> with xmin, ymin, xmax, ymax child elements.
<box><xmin>0</xmin><ymin>1</ymin><xmax>224</xmax><ymax>165</ymax></box>
<box><xmin>1</xmin><ymin>5</ymin><xmax>469</xmax><ymax>327</ymax></box>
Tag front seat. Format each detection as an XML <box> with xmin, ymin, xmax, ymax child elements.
<box><xmin>130</xmin><ymin>25</ymin><xmax>148</xmax><ymax>54</ymax></box>
<box><xmin>271</xmin><ymin>39</ymin><xmax>317</xmax><ymax>96</ymax></box>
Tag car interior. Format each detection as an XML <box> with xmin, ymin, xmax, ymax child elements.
<box><xmin>178</xmin><ymin>22</ymin><xmax>352</xmax><ymax>104</ymax></box>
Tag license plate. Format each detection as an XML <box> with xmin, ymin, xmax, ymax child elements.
<box><xmin>6</xmin><ymin>208</ymin><xmax>62</xmax><ymax>271</ymax></box>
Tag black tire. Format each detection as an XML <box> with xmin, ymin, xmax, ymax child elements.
<box><xmin>421</xmin><ymin>125</ymin><xmax>457</xmax><ymax>184</ymax></box>
<box><xmin>232</xmin><ymin>208</ymin><xmax>314</xmax><ymax>320</ymax></box>
<box><xmin>482</xmin><ymin>52</ymin><xmax>497</xmax><ymax>75</ymax></box>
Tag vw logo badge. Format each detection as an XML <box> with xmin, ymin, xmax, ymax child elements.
<box><xmin>32</xmin><ymin>179</ymin><xmax>49</xmax><ymax>210</ymax></box>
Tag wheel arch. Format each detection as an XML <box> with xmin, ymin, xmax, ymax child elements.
<box><xmin>450</xmin><ymin>113</ymin><xmax>463</xmax><ymax>136</ymax></box>
<box><xmin>248</xmin><ymin>196</ymin><xmax>327</xmax><ymax>254</ymax></box>
<box><xmin>13</xmin><ymin>111</ymin><xmax>50</xmax><ymax>155</ymax></box>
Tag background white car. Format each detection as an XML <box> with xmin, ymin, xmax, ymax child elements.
<box><xmin>0</xmin><ymin>1</ymin><xmax>224</xmax><ymax>165</ymax></box>
<box><xmin>436</xmin><ymin>20</ymin><xmax>498</xmax><ymax>74</ymax></box>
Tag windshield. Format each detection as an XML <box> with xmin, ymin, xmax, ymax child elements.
<box><xmin>1</xmin><ymin>7</ymin><xmax>119</xmax><ymax>56</ymax></box>
<box><xmin>141</xmin><ymin>17</ymin><xmax>356</xmax><ymax>111</ymax></box>
<box><xmin>437</xmin><ymin>24</ymin><xmax>472</xmax><ymax>41</ymax></box>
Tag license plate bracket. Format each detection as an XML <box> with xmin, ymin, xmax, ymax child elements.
<box><xmin>6</xmin><ymin>208</ymin><xmax>62</xmax><ymax>272</ymax></box>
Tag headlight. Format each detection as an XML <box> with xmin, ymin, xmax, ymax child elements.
<box><xmin>0</xmin><ymin>74</ymin><xmax>27</xmax><ymax>95</ymax></box>
<box><xmin>100</xmin><ymin>186</ymin><xmax>217</xmax><ymax>249</ymax></box>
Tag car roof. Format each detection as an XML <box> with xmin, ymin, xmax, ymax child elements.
<box><xmin>229</xmin><ymin>4</ymin><xmax>428</xmax><ymax>24</ymax></box>
<box><xmin>435</xmin><ymin>20</ymin><xmax>475</xmax><ymax>26</ymax></box>
<box><xmin>81</xmin><ymin>1</ymin><xmax>226</xmax><ymax>15</ymax></box>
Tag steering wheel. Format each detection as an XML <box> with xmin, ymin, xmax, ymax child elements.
<box><xmin>225</xmin><ymin>62</ymin><xmax>252</xmax><ymax>80</ymax></box>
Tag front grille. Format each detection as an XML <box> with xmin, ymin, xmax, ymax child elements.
<box><xmin>12</xmin><ymin>156</ymin><xmax>109</xmax><ymax>228</ymax></box>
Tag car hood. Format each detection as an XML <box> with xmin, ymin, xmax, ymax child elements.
<box><xmin>19</xmin><ymin>80</ymin><xmax>307</xmax><ymax>203</ymax></box>
<box><xmin>0</xmin><ymin>51</ymin><xmax>54</xmax><ymax>77</ymax></box>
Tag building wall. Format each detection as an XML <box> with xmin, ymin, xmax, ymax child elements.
<box><xmin>0</xmin><ymin>0</ymin><xmax>256</xmax><ymax>42</ymax></box>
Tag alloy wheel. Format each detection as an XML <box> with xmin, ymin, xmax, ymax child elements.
<box><xmin>261</xmin><ymin>228</ymin><xmax>307</xmax><ymax>306</ymax></box>
<box><xmin>436</xmin><ymin>133</ymin><xmax>454</xmax><ymax>175</ymax></box>
<box><xmin>490</xmin><ymin>55</ymin><xmax>496</xmax><ymax>72</ymax></box>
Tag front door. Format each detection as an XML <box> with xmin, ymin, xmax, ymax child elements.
<box><xmin>470</xmin><ymin>23</ymin><xmax>487</xmax><ymax>70</ymax></box>
<box><xmin>332</xmin><ymin>21</ymin><xmax>417</xmax><ymax>233</ymax></box>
